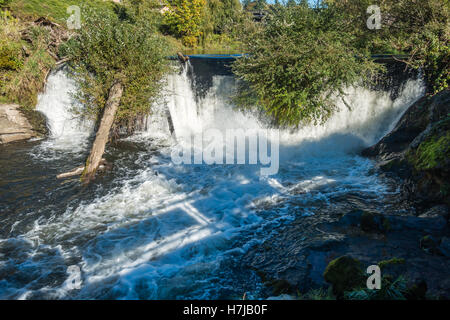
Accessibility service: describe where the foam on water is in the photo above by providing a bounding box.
[0,63,425,299]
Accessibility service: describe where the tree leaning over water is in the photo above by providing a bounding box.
[62,5,171,183]
[233,4,381,127]
[233,0,449,127]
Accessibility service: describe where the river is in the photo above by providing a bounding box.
[0,58,425,299]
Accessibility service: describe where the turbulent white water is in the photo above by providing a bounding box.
[0,63,425,299]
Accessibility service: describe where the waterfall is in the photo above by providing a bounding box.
[35,68,93,154]
[146,62,425,159]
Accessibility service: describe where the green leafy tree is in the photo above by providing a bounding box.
[62,6,171,181]
[64,6,170,127]
[233,5,381,126]
[286,0,297,7]
[325,0,449,94]
[0,0,11,7]
[206,0,242,34]
[163,0,207,47]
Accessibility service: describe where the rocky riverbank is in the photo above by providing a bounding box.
[362,89,450,210]
[0,104,47,144]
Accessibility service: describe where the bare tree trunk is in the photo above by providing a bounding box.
[82,82,123,183]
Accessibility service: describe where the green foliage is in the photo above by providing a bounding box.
[345,276,408,300]
[8,0,113,23]
[411,132,450,170]
[0,10,55,107]
[326,0,449,94]
[0,0,12,7]
[0,41,23,71]
[299,287,335,300]
[378,258,406,270]
[63,6,171,130]
[4,48,54,108]
[323,256,366,298]
[163,0,207,47]
[233,5,381,126]
[387,0,449,94]
[205,0,242,35]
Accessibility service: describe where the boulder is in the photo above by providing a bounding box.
[323,256,365,297]
[362,89,450,208]
[0,104,36,144]
[339,210,390,233]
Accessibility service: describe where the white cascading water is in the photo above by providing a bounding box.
[34,69,93,157]
[3,62,425,300]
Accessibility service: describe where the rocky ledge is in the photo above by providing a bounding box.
[0,104,47,144]
[362,89,450,209]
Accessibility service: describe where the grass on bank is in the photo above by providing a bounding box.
[7,0,113,23]
[0,0,116,108]
[0,10,55,108]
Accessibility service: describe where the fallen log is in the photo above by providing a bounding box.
[57,159,108,179]
[177,52,189,63]
[57,166,85,179]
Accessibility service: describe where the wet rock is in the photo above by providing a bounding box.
[438,237,450,258]
[242,209,450,299]
[339,210,363,227]
[0,104,37,144]
[323,256,365,298]
[362,89,450,208]
[361,211,381,233]
[267,279,294,296]
[387,215,446,233]
[19,107,48,137]
[419,205,449,220]
[420,235,440,255]
[338,210,389,233]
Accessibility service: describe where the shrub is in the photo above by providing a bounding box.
[233,5,381,126]
[63,6,171,133]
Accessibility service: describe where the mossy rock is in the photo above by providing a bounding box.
[408,117,450,171]
[378,257,405,270]
[20,108,48,137]
[414,132,450,170]
[323,256,365,298]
